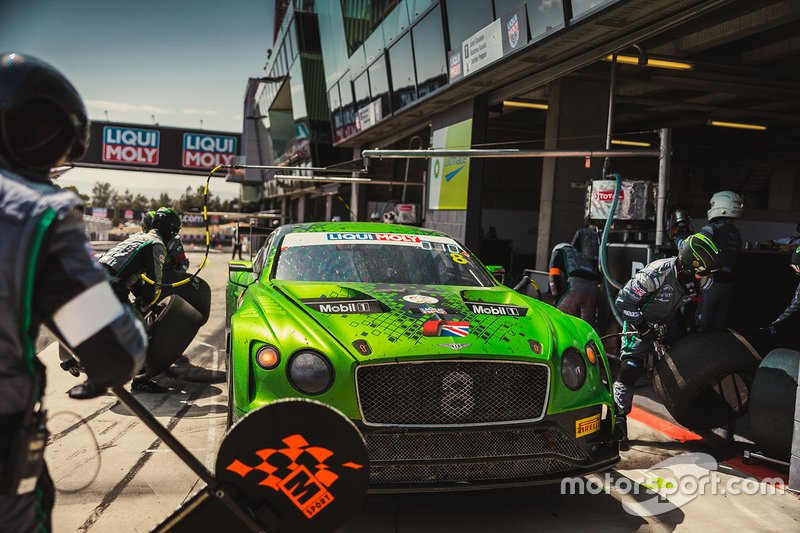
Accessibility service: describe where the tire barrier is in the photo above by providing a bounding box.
[748,349,800,461]
[653,329,762,430]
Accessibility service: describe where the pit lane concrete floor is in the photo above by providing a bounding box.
[42,251,799,532]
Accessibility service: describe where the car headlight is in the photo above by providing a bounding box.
[561,347,587,390]
[287,350,333,395]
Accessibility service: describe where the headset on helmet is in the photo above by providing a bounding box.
[152,207,181,241]
[141,210,155,232]
[678,233,721,276]
[707,191,743,221]
[0,52,90,172]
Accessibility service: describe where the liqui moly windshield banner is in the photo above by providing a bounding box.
[102,126,160,166]
[182,133,237,169]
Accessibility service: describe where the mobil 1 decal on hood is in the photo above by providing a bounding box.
[464,301,528,316]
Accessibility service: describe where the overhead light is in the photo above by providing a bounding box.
[611,139,651,147]
[503,100,549,110]
[708,120,767,131]
[604,54,694,71]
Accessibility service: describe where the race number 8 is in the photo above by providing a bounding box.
[450,253,467,264]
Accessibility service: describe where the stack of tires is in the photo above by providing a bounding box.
[748,349,800,461]
[653,329,762,430]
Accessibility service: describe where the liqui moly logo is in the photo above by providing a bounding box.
[182,133,237,169]
[102,126,160,165]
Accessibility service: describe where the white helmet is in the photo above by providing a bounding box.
[382,211,397,224]
[707,191,743,221]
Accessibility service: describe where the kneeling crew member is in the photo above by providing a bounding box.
[0,51,146,532]
[765,245,800,334]
[613,234,720,448]
[142,209,189,271]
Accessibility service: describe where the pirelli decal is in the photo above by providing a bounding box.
[575,413,601,438]
[465,302,528,316]
[302,298,383,314]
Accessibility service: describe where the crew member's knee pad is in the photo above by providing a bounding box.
[617,357,645,386]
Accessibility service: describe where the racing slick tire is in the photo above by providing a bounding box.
[653,329,761,430]
[145,295,204,376]
[748,349,800,461]
[161,271,212,324]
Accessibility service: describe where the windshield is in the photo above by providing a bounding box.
[274,232,495,287]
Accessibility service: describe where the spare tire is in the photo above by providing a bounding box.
[145,295,204,375]
[748,349,800,461]
[161,271,212,324]
[653,329,761,430]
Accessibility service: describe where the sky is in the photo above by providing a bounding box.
[0,0,276,200]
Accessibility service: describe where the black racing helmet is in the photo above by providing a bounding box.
[152,207,182,241]
[678,233,721,276]
[0,52,90,172]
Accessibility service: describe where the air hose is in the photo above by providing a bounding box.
[598,172,626,326]
[139,165,219,291]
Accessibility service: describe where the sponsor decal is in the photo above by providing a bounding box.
[182,132,237,169]
[226,433,363,520]
[423,320,469,337]
[302,299,382,314]
[326,232,421,243]
[506,13,520,48]
[438,343,471,351]
[403,294,439,304]
[622,309,641,318]
[102,126,160,165]
[632,284,647,297]
[655,285,674,303]
[352,339,372,356]
[596,190,625,202]
[465,302,527,316]
[575,413,601,438]
[416,307,447,315]
[529,340,543,354]
[448,49,463,81]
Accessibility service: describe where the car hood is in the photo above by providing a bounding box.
[272,280,555,363]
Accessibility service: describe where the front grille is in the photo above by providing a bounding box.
[370,458,575,485]
[365,427,587,462]
[357,360,549,426]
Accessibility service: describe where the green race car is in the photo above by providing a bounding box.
[226,222,620,491]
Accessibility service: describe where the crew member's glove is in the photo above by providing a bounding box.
[633,322,657,342]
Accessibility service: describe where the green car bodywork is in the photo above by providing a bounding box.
[226,222,620,491]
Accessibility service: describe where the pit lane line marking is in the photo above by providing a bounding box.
[204,344,220,470]
[628,406,702,443]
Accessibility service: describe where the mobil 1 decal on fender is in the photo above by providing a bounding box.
[465,301,528,316]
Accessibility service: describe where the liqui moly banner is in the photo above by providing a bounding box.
[182,133,237,169]
[102,126,160,166]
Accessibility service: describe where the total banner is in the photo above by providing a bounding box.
[428,119,472,210]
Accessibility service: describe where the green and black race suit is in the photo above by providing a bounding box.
[99,231,167,310]
[165,236,189,271]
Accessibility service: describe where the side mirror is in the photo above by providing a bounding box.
[228,261,255,289]
[229,261,253,273]
[486,265,506,285]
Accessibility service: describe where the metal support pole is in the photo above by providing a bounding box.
[362,149,661,159]
[656,128,672,247]
[111,386,267,532]
[602,53,617,179]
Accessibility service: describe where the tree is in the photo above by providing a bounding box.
[91,182,115,207]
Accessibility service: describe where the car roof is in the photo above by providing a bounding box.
[280,222,450,238]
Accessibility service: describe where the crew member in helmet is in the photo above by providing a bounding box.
[765,246,800,334]
[668,209,694,246]
[0,52,146,531]
[142,209,189,271]
[549,243,599,325]
[85,207,182,393]
[613,233,720,448]
[696,191,743,330]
